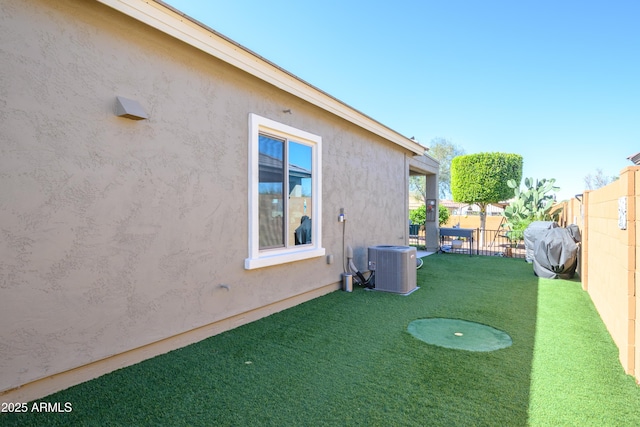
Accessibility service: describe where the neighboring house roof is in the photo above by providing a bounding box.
[440,200,505,214]
[259,152,312,182]
[628,152,640,165]
[97,0,428,156]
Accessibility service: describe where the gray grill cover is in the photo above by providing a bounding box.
[533,225,581,279]
[524,221,558,263]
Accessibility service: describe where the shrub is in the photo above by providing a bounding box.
[409,204,450,227]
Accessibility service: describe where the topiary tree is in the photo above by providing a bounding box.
[451,152,523,246]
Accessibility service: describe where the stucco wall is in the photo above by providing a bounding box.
[0,0,431,397]
[409,154,440,252]
[581,167,638,380]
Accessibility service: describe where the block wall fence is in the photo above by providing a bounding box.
[556,166,638,383]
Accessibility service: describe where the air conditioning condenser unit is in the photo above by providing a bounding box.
[368,245,418,295]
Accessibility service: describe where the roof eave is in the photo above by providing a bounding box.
[96,0,427,156]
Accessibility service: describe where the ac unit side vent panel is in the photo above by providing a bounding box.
[368,245,417,295]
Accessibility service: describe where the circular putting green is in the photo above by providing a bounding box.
[407,318,512,352]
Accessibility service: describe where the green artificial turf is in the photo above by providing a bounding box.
[529,275,640,425]
[407,318,513,352]
[2,254,639,426]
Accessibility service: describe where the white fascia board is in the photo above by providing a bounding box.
[95,0,427,156]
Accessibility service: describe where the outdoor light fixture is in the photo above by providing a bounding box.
[115,96,148,120]
[575,193,583,203]
[426,199,437,222]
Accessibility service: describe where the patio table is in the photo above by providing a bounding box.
[439,227,475,256]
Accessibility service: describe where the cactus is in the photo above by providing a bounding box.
[505,177,559,223]
[503,178,561,247]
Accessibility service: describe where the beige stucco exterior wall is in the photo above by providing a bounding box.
[0,0,437,400]
[580,166,638,381]
[409,154,440,252]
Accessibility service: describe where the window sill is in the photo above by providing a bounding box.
[244,247,326,270]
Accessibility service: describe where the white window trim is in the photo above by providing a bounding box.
[245,113,324,270]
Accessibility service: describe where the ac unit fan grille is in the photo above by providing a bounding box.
[368,245,417,294]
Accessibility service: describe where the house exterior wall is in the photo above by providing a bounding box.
[409,154,440,252]
[578,166,638,382]
[0,0,436,400]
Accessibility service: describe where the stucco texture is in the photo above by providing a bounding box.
[0,0,429,394]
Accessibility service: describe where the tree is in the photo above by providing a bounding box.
[451,152,523,246]
[409,175,426,202]
[409,204,450,227]
[584,169,618,190]
[409,137,465,200]
[438,204,450,227]
[409,204,426,225]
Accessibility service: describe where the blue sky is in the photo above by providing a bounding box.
[165,0,638,201]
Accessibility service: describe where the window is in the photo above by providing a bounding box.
[245,114,324,269]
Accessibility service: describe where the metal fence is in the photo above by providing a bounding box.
[410,227,526,259]
[474,228,525,258]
